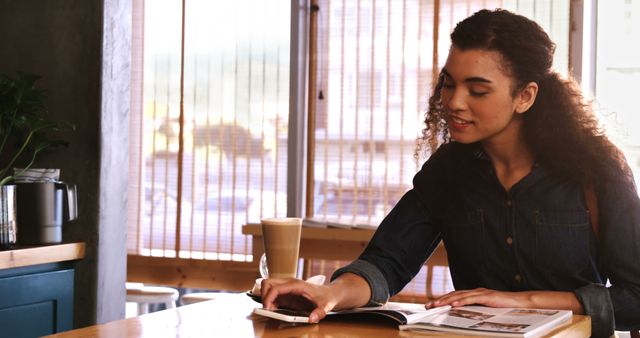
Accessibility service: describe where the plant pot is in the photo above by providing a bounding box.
[0,184,17,248]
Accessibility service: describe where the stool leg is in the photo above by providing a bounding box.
[138,303,149,315]
[166,301,176,309]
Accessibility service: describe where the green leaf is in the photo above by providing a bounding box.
[0,72,74,183]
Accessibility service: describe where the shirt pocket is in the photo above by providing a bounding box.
[535,210,590,275]
[443,209,484,265]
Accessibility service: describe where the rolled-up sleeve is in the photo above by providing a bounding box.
[573,283,614,337]
[589,176,640,335]
[330,189,441,304]
[331,259,389,306]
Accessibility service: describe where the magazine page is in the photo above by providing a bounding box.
[326,217,355,229]
[336,302,451,324]
[304,216,380,230]
[328,216,375,229]
[354,218,379,230]
[400,306,572,337]
[302,217,355,229]
[302,217,328,228]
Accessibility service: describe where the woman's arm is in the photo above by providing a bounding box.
[261,272,371,323]
[259,188,441,323]
[262,149,453,323]
[426,288,584,313]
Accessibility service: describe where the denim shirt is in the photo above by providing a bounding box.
[333,142,640,338]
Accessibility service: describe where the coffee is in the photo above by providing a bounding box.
[261,217,302,279]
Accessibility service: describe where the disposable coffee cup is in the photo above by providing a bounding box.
[260,217,302,279]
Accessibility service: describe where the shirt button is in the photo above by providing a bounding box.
[506,236,513,245]
[514,274,522,282]
[506,199,512,207]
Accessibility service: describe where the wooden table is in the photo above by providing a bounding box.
[242,223,375,261]
[46,292,591,338]
[242,223,447,265]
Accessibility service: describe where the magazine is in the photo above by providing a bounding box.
[253,302,572,338]
[399,305,573,338]
[253,302,451,324]
[302,217,379,230]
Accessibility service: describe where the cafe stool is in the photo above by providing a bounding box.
[180,292,220,306]
[126,282,179,316]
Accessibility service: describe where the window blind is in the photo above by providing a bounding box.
[128,0,291,261]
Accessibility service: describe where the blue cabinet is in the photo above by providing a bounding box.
[0,262,75,338]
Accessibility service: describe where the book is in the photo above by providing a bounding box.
[253,302,573,338]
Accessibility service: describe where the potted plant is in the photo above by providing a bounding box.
[0,72,73,247]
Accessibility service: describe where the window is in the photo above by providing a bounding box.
[128,0,291,261]
[593,0,640,185]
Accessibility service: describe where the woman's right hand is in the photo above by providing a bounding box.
[260,273,371,323]
[260,278,339,323]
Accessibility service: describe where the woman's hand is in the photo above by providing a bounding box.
[425,288,584,314]
[426,288,531,309]
[261,273,372,323]
[261,278,341,323]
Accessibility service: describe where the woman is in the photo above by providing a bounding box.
[261,9,640,337]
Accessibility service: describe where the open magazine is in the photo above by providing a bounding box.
[253,302,572,337]
[253,302,451,324]
[399,305,573,338]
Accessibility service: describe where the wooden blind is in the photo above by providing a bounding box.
[128,0,291,261]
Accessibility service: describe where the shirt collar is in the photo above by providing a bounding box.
[468,142,541,169]
[471,143,491,161]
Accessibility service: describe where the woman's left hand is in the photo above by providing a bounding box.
[426,288,584,314]
[425,288,531,309]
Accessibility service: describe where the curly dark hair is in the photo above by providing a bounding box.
[416,8,633,189]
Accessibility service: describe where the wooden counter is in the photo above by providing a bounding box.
[0,242,85,337]
[46,292,591,338]
[0,242,86,269]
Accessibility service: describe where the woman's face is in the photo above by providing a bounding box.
[441,47,532,146]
